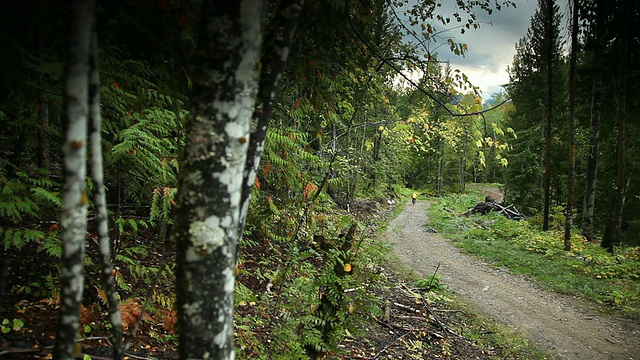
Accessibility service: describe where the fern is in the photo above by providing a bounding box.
[0,173,60,250]
[42,235,62,258]
[31,187,62,206]
[115,217,150,237]
[150,186,176,222]
[114,270,132,292]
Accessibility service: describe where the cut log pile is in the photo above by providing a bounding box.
[465,196,525,220]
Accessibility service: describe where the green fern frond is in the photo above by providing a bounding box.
[42,235,62,258]
[31,187,61,207]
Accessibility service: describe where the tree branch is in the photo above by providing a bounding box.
[240,0,306,224]
[346,0,513,118]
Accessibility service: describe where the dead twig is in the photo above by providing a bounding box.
[393,301,420,313]
[0,347,46,357]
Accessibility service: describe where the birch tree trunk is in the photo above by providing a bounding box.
[88,28,124,360]
[238,0,306,241]
[172,1,303,359]
[55,0,94,358]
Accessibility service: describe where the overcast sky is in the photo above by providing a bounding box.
[396,0,539,100]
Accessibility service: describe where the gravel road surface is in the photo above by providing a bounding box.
[387,200,640,360]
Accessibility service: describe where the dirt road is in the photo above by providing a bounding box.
[387,200,640,360]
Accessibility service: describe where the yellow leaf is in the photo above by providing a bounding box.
[344,263,352,272]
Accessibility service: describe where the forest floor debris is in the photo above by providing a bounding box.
[1,196,518,360]
[465,197,525,220]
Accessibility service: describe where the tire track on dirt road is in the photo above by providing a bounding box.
[387,200,640,360]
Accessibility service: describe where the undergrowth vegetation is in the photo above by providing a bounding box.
[427,187,640,319]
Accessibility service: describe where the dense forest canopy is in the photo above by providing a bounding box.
[0,0,638,359]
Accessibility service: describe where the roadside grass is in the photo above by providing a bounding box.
[459,309,553,360]
[426,187,640,320]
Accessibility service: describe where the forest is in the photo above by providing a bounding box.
[0,0,638,359]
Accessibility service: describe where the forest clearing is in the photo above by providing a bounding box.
[2,0,640,359]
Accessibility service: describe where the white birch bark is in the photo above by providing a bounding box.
[173,1,303,359]
[55,1,94,359]
[88,28,124,359]
[174,2,265,359]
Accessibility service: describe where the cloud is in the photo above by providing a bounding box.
[440,0,538,97]
[396,0,538,99]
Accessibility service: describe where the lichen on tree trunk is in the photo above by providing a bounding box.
[172,2,304,358]
[173,2,264,359]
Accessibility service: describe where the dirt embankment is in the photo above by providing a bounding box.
[387,200,640,360]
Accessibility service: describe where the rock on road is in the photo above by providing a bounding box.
[387,200,640,360]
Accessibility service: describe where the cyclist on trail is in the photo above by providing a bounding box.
[412,192,417,205]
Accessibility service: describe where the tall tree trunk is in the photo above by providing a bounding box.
[36,16,50,171]
[371,127,382,189]
[174,5,264,357]
[173,2,303,359]
[87,29,124,359]
[603,0,628,252]
[38,93,50,170]
[436,138,444,196]
[564,0,578,251]
[55,1,94,359]
[582,0,605,242]
[542,0,554,231]
[460,127,467,192]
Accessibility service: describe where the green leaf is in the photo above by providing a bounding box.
[12,318,24,331]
